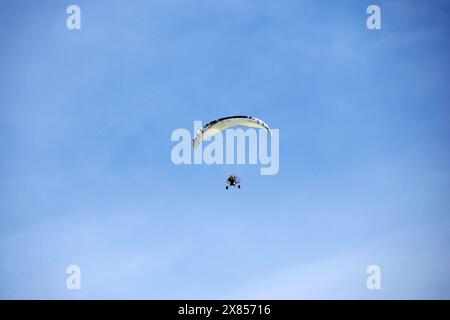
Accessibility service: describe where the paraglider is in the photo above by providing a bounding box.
[187,115,274,188]
[226,175,240,190]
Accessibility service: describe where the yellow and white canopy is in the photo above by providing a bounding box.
[193,116,271,149]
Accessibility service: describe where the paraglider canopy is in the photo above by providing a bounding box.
[193,116,271,149]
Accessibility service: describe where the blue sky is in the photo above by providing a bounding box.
[0,0,449,299]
